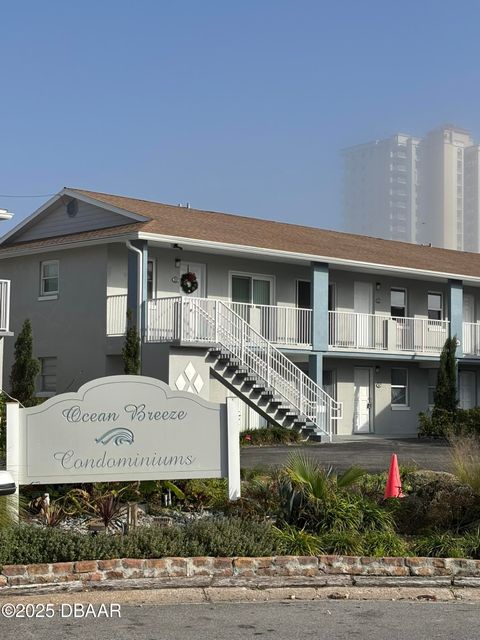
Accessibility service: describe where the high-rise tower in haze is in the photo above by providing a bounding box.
[342,133,420,244]
[343,124,480,251]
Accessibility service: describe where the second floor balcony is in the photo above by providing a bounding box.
[328,311,449,354]
[106,294,456,357]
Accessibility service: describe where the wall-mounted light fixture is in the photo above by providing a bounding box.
[375,282,381,291]
[173,243,183,250]
[375,366,380,374]
[175,258,181,268]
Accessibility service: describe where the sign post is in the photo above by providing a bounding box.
[226,396,241,501]
[6,402,20,520]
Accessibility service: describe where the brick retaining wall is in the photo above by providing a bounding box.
[2,555,480,591]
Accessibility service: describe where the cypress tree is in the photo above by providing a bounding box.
[433,336,458,417]
[122,309,140,374]
[9,319,40,406]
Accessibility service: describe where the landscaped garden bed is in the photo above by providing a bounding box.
[2,438,480,565]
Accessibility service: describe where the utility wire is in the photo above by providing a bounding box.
[0,193,56,198]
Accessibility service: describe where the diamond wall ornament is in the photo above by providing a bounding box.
[193,374,204,393]
[175,374,186,391]
[185,362,196,381]
[175,362,205,395]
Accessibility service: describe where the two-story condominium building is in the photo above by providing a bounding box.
[0,188,480,441]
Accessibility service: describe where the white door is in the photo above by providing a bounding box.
[180,262,206,298]
[463,294,475,355]
[353,367,372,433]
[179,262,207,340]
[354,282,373,348]
[459,371,476,410]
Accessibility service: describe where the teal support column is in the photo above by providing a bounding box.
[308,352,323,387]
[127,240,148,338]
[311,262,329,352]
[448,279,463,358]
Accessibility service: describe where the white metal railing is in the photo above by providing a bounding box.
[393,317,448,353]
[110,294,312,347]
[147,296,341,439]
[0,280,10,332]
[463,322,480,356]
[226,302,312,347]
[328,311,387,350]
[106,294,128,336]
[328,310,449,354]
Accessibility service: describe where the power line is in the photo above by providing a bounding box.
[0,193,56,198]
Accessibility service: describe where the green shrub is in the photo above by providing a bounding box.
[454,408,480,437]
[301,493,396,535]
[451,435,480,494]
[318,530,364,555]
[0,517,283,566]
[182,517,282,557]
[418,409,454,438]
[412,532,468,558]
[182,479,228,510]
[393,471,479,534]
[240,426,302,446]
[419,407,480,439]
[462,529,480,559]
[273,524,324,555]
[361,530,409,557]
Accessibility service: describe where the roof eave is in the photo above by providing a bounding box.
[138,231,480,284]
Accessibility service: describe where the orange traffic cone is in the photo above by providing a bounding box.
[384,453,404,499]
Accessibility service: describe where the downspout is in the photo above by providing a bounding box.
[125,241,143,370]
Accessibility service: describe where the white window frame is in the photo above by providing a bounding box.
[228,271,275,306]
[147,258,156,300]
[39,260,59,299]
[427,291,443,321]
[391,367,409,410]
[37,356,57,397]
[428,368,437,408]
[391,287,407,318]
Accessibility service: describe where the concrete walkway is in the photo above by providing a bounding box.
[240,438,451,473]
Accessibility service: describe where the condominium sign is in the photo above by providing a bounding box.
[6,376,240,497]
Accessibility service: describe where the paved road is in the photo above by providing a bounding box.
[240,438,451,473]
[1,600,479,640]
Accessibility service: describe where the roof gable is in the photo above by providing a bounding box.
[1,189,149,246]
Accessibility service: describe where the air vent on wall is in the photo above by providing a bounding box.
[66,199,78,218]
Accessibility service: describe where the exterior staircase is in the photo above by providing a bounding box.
[147,296,342,440]
[207,348,318,435]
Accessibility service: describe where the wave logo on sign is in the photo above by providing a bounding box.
[95,428,134,446]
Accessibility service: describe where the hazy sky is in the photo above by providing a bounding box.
[2,0,480,236]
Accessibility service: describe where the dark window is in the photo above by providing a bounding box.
[391,288,406,317]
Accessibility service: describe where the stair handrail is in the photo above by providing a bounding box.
[180,297,342,440]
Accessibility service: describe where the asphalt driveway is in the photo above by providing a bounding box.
[240,438,451,474]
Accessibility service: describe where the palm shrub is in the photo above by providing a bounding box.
[276,453,404,538]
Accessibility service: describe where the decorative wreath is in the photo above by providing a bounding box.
[180,271,198,294]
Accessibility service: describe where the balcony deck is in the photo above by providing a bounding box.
[106,295,458,357]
